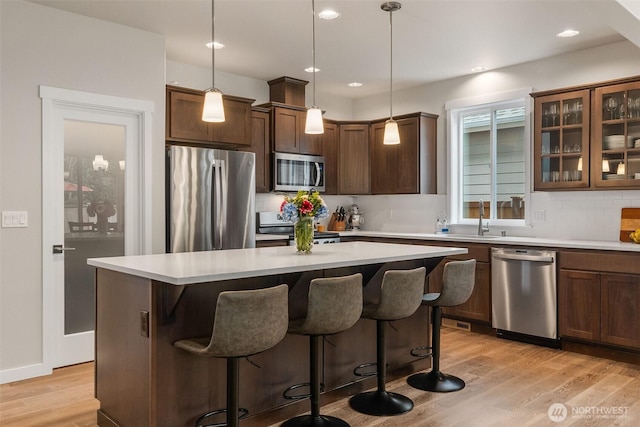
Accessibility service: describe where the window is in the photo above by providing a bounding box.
[447,90,531,226]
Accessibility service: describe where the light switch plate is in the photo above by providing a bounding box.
[2,211,28,228]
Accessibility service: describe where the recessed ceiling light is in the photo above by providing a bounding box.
[471,66,487,73]
[318,9,340,20]
[348,82,363,88]
[557,29,579,38]
[305,67,320,73]
[206,41,225,49]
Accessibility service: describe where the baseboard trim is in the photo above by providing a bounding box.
[0,363,52,384]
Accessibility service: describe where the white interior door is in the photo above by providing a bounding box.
[41,86,153,369]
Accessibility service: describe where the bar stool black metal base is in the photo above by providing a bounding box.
[348,390,413,416]
[407,370,465,393]
[281,414,350,427]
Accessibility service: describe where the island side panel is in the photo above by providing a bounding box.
[96,268,153,427]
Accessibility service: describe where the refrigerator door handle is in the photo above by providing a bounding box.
[213,160,224,250]
[314,162,321,187]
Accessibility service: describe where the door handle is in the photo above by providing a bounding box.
[314,162,321,186]
[53,244,76,254]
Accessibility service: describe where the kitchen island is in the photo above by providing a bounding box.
[88,241,467,427]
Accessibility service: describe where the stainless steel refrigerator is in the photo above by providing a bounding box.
[167,146,255,253]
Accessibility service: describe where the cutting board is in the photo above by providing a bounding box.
[620,208,640,242]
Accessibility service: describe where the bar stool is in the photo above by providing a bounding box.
[348,267,426,416]
[281,273,363,427]
[407,259,476,393]
[174,284,289,427]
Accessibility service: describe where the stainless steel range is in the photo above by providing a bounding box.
[257,212,340,245]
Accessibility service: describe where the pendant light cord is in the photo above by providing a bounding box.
[311,0,316,107]
[211,0,216,89]
[389,7,393,120]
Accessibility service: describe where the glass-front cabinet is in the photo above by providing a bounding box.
[534,90,590,190]
[594,82,640,188]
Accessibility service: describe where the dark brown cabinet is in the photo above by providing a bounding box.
[559,250,640,350]
[241,108,271,193]
[322,121,339,195]
[601,273,640,348]
[271,106,323,155]
[533,90,590,190]
[532,75,640,191]
[166,85,254,147]
[593,81,640,188]
[558,270,601,341]
[338,124,370,194]
[370,113,438,194]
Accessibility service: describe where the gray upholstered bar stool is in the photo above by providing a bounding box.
[408,259,476,393]
[281,273,363,427]
[174,284,289,427]
[348,267,426,416]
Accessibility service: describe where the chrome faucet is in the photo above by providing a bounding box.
[478,199,490,236]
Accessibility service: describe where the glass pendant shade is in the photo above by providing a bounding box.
[305,107,324,134]
[202,88,225,122]
[383,119,400,145]
[602,159,610,173]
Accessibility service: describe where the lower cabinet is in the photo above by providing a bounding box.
[558,270,600,341]
[559,250,640,350]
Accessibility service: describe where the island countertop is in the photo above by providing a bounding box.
[87,241,467,285]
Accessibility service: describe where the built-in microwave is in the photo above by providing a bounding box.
[273,152,325,192]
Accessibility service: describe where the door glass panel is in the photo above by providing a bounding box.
[64,120,125,334]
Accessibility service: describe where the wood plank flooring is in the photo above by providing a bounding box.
[2,328,639,426]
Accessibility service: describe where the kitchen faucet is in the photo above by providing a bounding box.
[478,199,490,236]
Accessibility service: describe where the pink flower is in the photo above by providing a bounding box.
[299,199,314,214]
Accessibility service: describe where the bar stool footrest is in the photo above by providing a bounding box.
[348,390,413,416]
[283,382,325,400]
[281,414,350,427]
[410,345,433,358]
[407,370,465,393]
[352,362,377,378]
[195,407,248,427]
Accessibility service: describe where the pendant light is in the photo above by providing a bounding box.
[304,0,324,134]
[381,2,401,145]
[202,0,225,122]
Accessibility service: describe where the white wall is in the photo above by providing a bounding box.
[353,41,640,241]
[0,0,165,381]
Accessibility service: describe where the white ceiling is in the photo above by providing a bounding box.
[28,0,637,99]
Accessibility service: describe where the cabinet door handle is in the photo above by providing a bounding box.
[53,244,76,254]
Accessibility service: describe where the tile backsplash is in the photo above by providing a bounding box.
[258,191,640,242]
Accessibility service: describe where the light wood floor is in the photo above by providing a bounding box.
[2,328,639,426]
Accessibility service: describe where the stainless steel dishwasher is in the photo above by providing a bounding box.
[491,247,558,346]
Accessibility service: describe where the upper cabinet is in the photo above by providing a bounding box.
[370,113,438,194]
[532,75,640,191]
[271,105,323,155]
[166,85,254,147]
[321,121,339,195]
[533,90,590,190]
[338,124,370,194]
[594,81,640,188]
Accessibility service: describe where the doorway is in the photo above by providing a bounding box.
[41,86,153,369]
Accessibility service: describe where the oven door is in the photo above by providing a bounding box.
[274,152,325,192]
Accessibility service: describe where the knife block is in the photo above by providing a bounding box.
[328,213,346,231]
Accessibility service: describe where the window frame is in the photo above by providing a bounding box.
[446,88,532,228]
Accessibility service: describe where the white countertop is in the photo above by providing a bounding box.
[338,230,640,252]
[88,241,467,285]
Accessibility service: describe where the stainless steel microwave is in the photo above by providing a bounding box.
[273,152,325,192]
